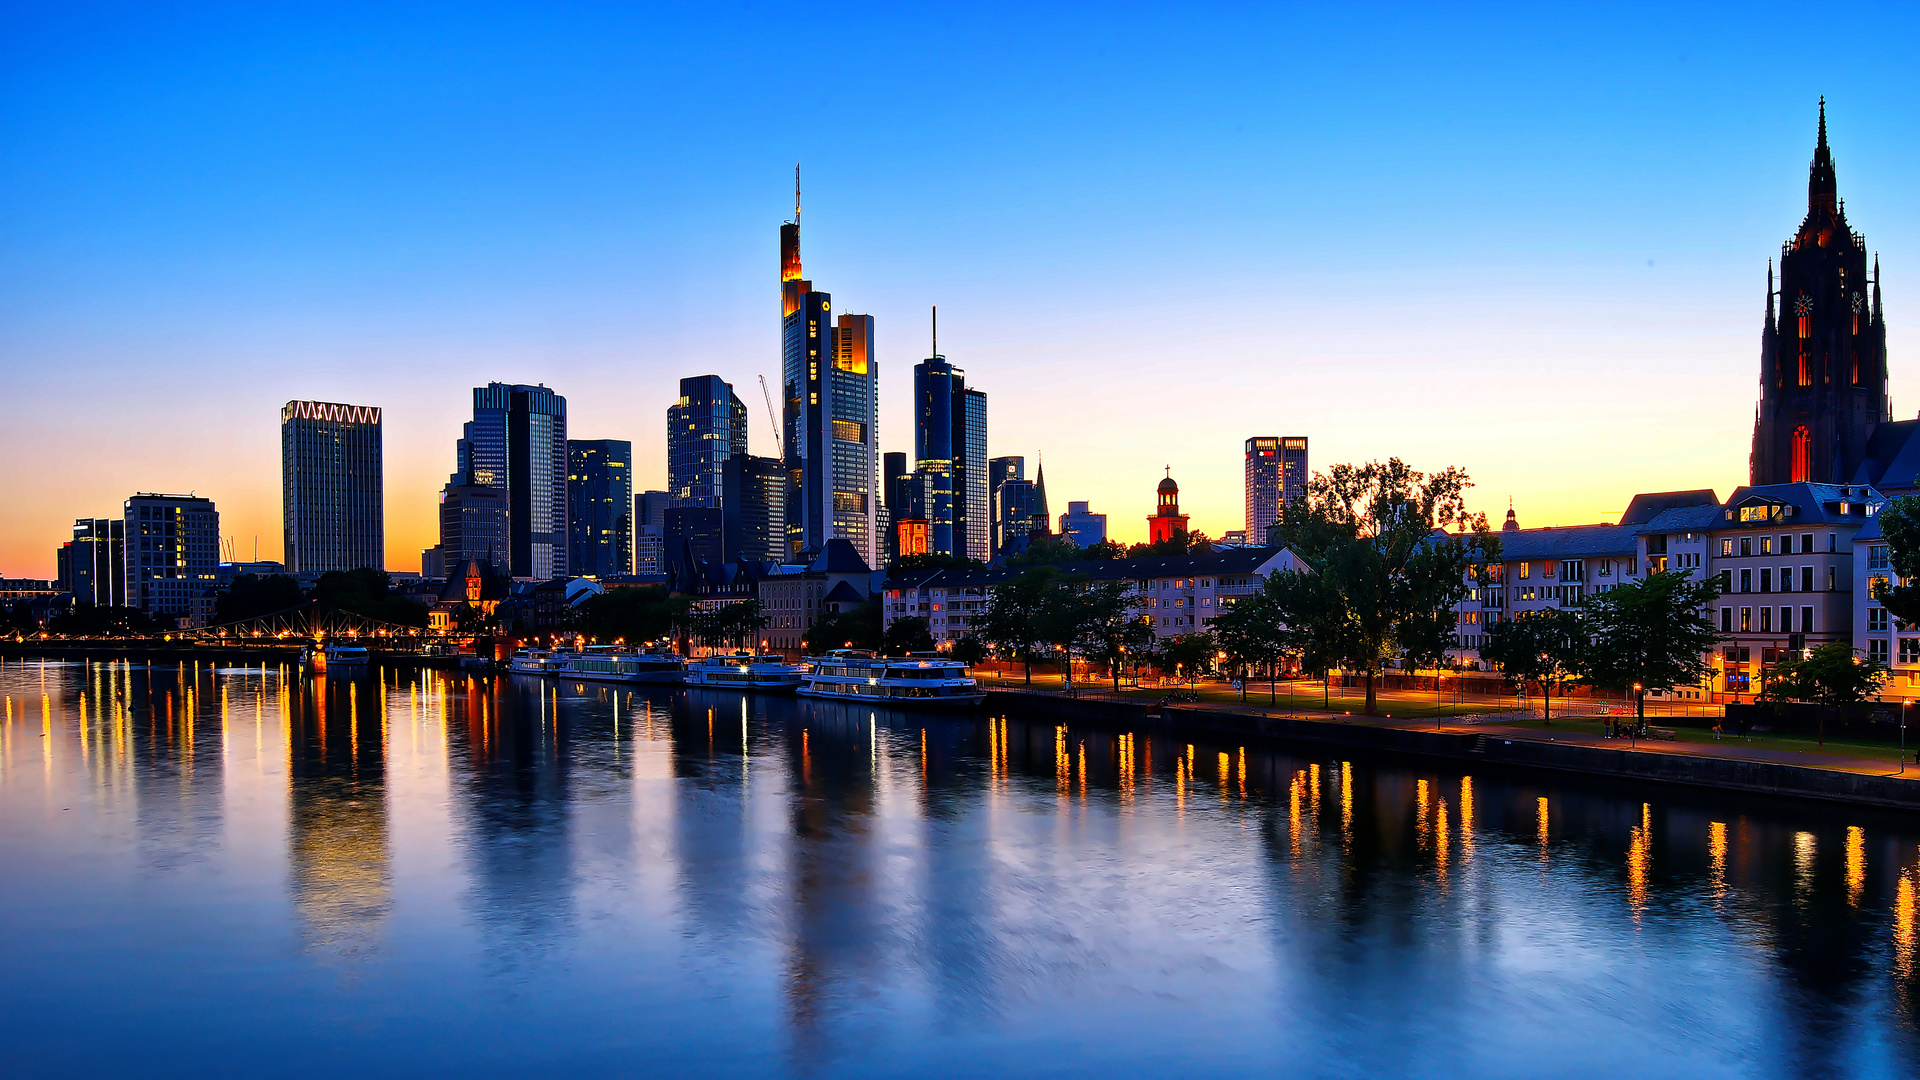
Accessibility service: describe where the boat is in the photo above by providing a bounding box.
[796,650,985,707]
[686,653,806,692]
[323,645,370,667]
[508,646,687,684]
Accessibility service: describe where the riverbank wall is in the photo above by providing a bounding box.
[986,689,1920,811]
[0,643,471,671]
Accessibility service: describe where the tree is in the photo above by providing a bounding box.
[1079,540,1125,561]
[1212,591,1292,703]
[579,585,681,644]
[692,600,769,652]
[802,594,882,654]
[215,574,305,623]
[311,568,429,627]
[950,634,987,666]
[1065,580,1153,692]
[1159,633,1218,685]
[1266,459,1498,715]
[1480,608,1586,722]
[1126,530,1213,558]
[881,615,935,656]
[979,568,1060,683]
[1877,495,1920,625]
[1760,642,1888,745]
[888,552,984,575]
[1578,570,1722,732]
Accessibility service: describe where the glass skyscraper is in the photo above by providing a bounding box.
[123,493,219,616]
[779,185,878,564]
[1245,435,1309,542]
[449,383,568,579]
[567,439,633,578]
[913,354,989,561]
[668,376,748,508]
[281,400,384,574]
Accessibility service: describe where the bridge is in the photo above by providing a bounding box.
[176,600,457,647]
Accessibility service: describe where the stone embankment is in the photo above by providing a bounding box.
[987,689,1920,811]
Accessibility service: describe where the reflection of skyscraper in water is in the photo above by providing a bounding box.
[452,677,575,968]
[286,672,390,957]
[911,718,1000,1022]
[778,706,886,1058]
[667,697,756,938]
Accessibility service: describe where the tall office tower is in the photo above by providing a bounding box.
[439,486,510,571]
[668,376,748,508]
[567,439,633,577]
[1059,501,1107,547]
[634,489,671,574]
[281,400,384,574]
[58,518,124,606]
[989,456,1024,555]
[1751,100,1891,485]
[959,387,988,560]
[914,346,990,560]
[1244,436,1310,541]
[723,454,787,565]
[452,383,569,579]
[123,494,219,615]
[779,176,880,564]
[995,479,1039,556]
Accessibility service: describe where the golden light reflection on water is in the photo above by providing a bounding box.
[1339,761,1352,841]
[1794,831,1816,903]
[1896,868,1918,981]
[1459,776,1473,863]
[1288,771,1302,863]
[1537,797,1550,865]
[1708,821,1727,903]
[1846,826,1865,907]
[1627,803,1651,917]
[1415,779,1430,850]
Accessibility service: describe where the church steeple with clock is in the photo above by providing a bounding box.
[1750,99,1890,486]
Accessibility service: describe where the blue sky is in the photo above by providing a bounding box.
[3,3,1918,573]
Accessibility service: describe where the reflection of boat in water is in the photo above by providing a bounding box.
[685,653,806,692]
[508,647,687,684]
[796,650,985,708]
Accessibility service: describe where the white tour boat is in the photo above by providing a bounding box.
[508,647,687,684]
[686,653,807,692]
[323,644,370,667]
[796,650,985,708]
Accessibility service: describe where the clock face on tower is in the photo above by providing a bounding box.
[1795,294,1813,316]
[1853,292,1866,313]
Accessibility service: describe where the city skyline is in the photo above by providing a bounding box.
[5,7,1920,577]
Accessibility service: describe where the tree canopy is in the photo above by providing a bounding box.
[1875,495,1920,626]
[1760,642,1888,744]
[1480,608,1585,721]
[1578,569,1721,723]
[1264,458,1497,714]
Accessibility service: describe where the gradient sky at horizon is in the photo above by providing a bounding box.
[4,3,1919,578]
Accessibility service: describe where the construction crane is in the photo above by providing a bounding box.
[758,375,784,459]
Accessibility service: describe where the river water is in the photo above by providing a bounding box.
[2,658,1919,1078]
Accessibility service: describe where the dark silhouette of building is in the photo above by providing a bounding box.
[567,439,633,577]
[668,376,748,508]
[1751,101,1889,487]
[57,517,124,606]
[449,383,568,580]
[913,342,988,561]
[723,453,787,565]
[665,506,725,588]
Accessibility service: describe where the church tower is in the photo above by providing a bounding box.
[1750,100,1890,486]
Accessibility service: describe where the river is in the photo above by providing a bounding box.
[2,658,1917,1078]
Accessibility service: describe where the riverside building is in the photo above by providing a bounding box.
[281,400,384,574]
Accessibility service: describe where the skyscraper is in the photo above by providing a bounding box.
[438,486,509,572]
[634,489,670,575]
[668,376,748,508]
[913,348,989,561]
[281,400,384,574]
[779,174,879,564]
[124,494,219,615]
[1059,501,1107,547]
[1751,100,1890,485]
[723,454,787,565]
[1245,435,1308,540]
[990,456,1025,556]
[57,518,124,607]
[568,439,633,578]
[449,383,569,579]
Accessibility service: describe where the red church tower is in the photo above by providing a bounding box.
[1148,469,1190,545]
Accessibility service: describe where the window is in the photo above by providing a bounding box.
[1779,607,1792,633]
[1829,533,1837,552]
[1902,639,1920,665]
[1802,607,1815,634]
[1829,566,1838,591]
[1561,560,1584,582]
[832,491,867,512]
[1761,537,1773,556]
[1779,535,1793,555]
[1721,607,1734,632]
[1871,608,1890,632]
[1802,533,1815,553]
[1871,576,1892,600]
[1722,538,1735,557]
[1720,569,1733,593]
[1740,569,1752,593]
[1760,607,1772,632]
[1802,566,1814,592]
[1791,426,1811,481]
[831,420,867,443]
[1518,562,1530,580]
[1741,537,1753,556]
[1598,561,1612,577]
[1871,639,1891,664]
[1871,545,1891,569]
[1740,607,1752,633]
[1759,569,1772,593]
[1780,566,1793,592]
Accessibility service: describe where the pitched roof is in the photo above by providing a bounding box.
[808,538,872,574]
[1852,419,1920,494]
[1491,524,1637,560]
[1631,503,1726,535]
[1719,482,1886,527]
[822,580,865,604]
[1617,489,1719,526]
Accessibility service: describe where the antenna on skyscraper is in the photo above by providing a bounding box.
[794,164,801,226]
[932,305,937,358]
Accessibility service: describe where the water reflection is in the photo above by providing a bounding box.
[4,659,1920,1077]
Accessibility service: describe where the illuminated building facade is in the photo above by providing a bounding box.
[437,485,509,573]
[1245,435,1308,540]
[780,179,879,563]
[913,353,989,560]
[1751,101,1890,487]
[123,493,219,616]
[1059,501,1107,547]
[668,376,748,508]
[451,383,568,579]
[281,400,384,574]
[567,439,632,577]
[1148,471,1190,546]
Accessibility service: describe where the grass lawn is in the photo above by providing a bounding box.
[1482,714,1917,765]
